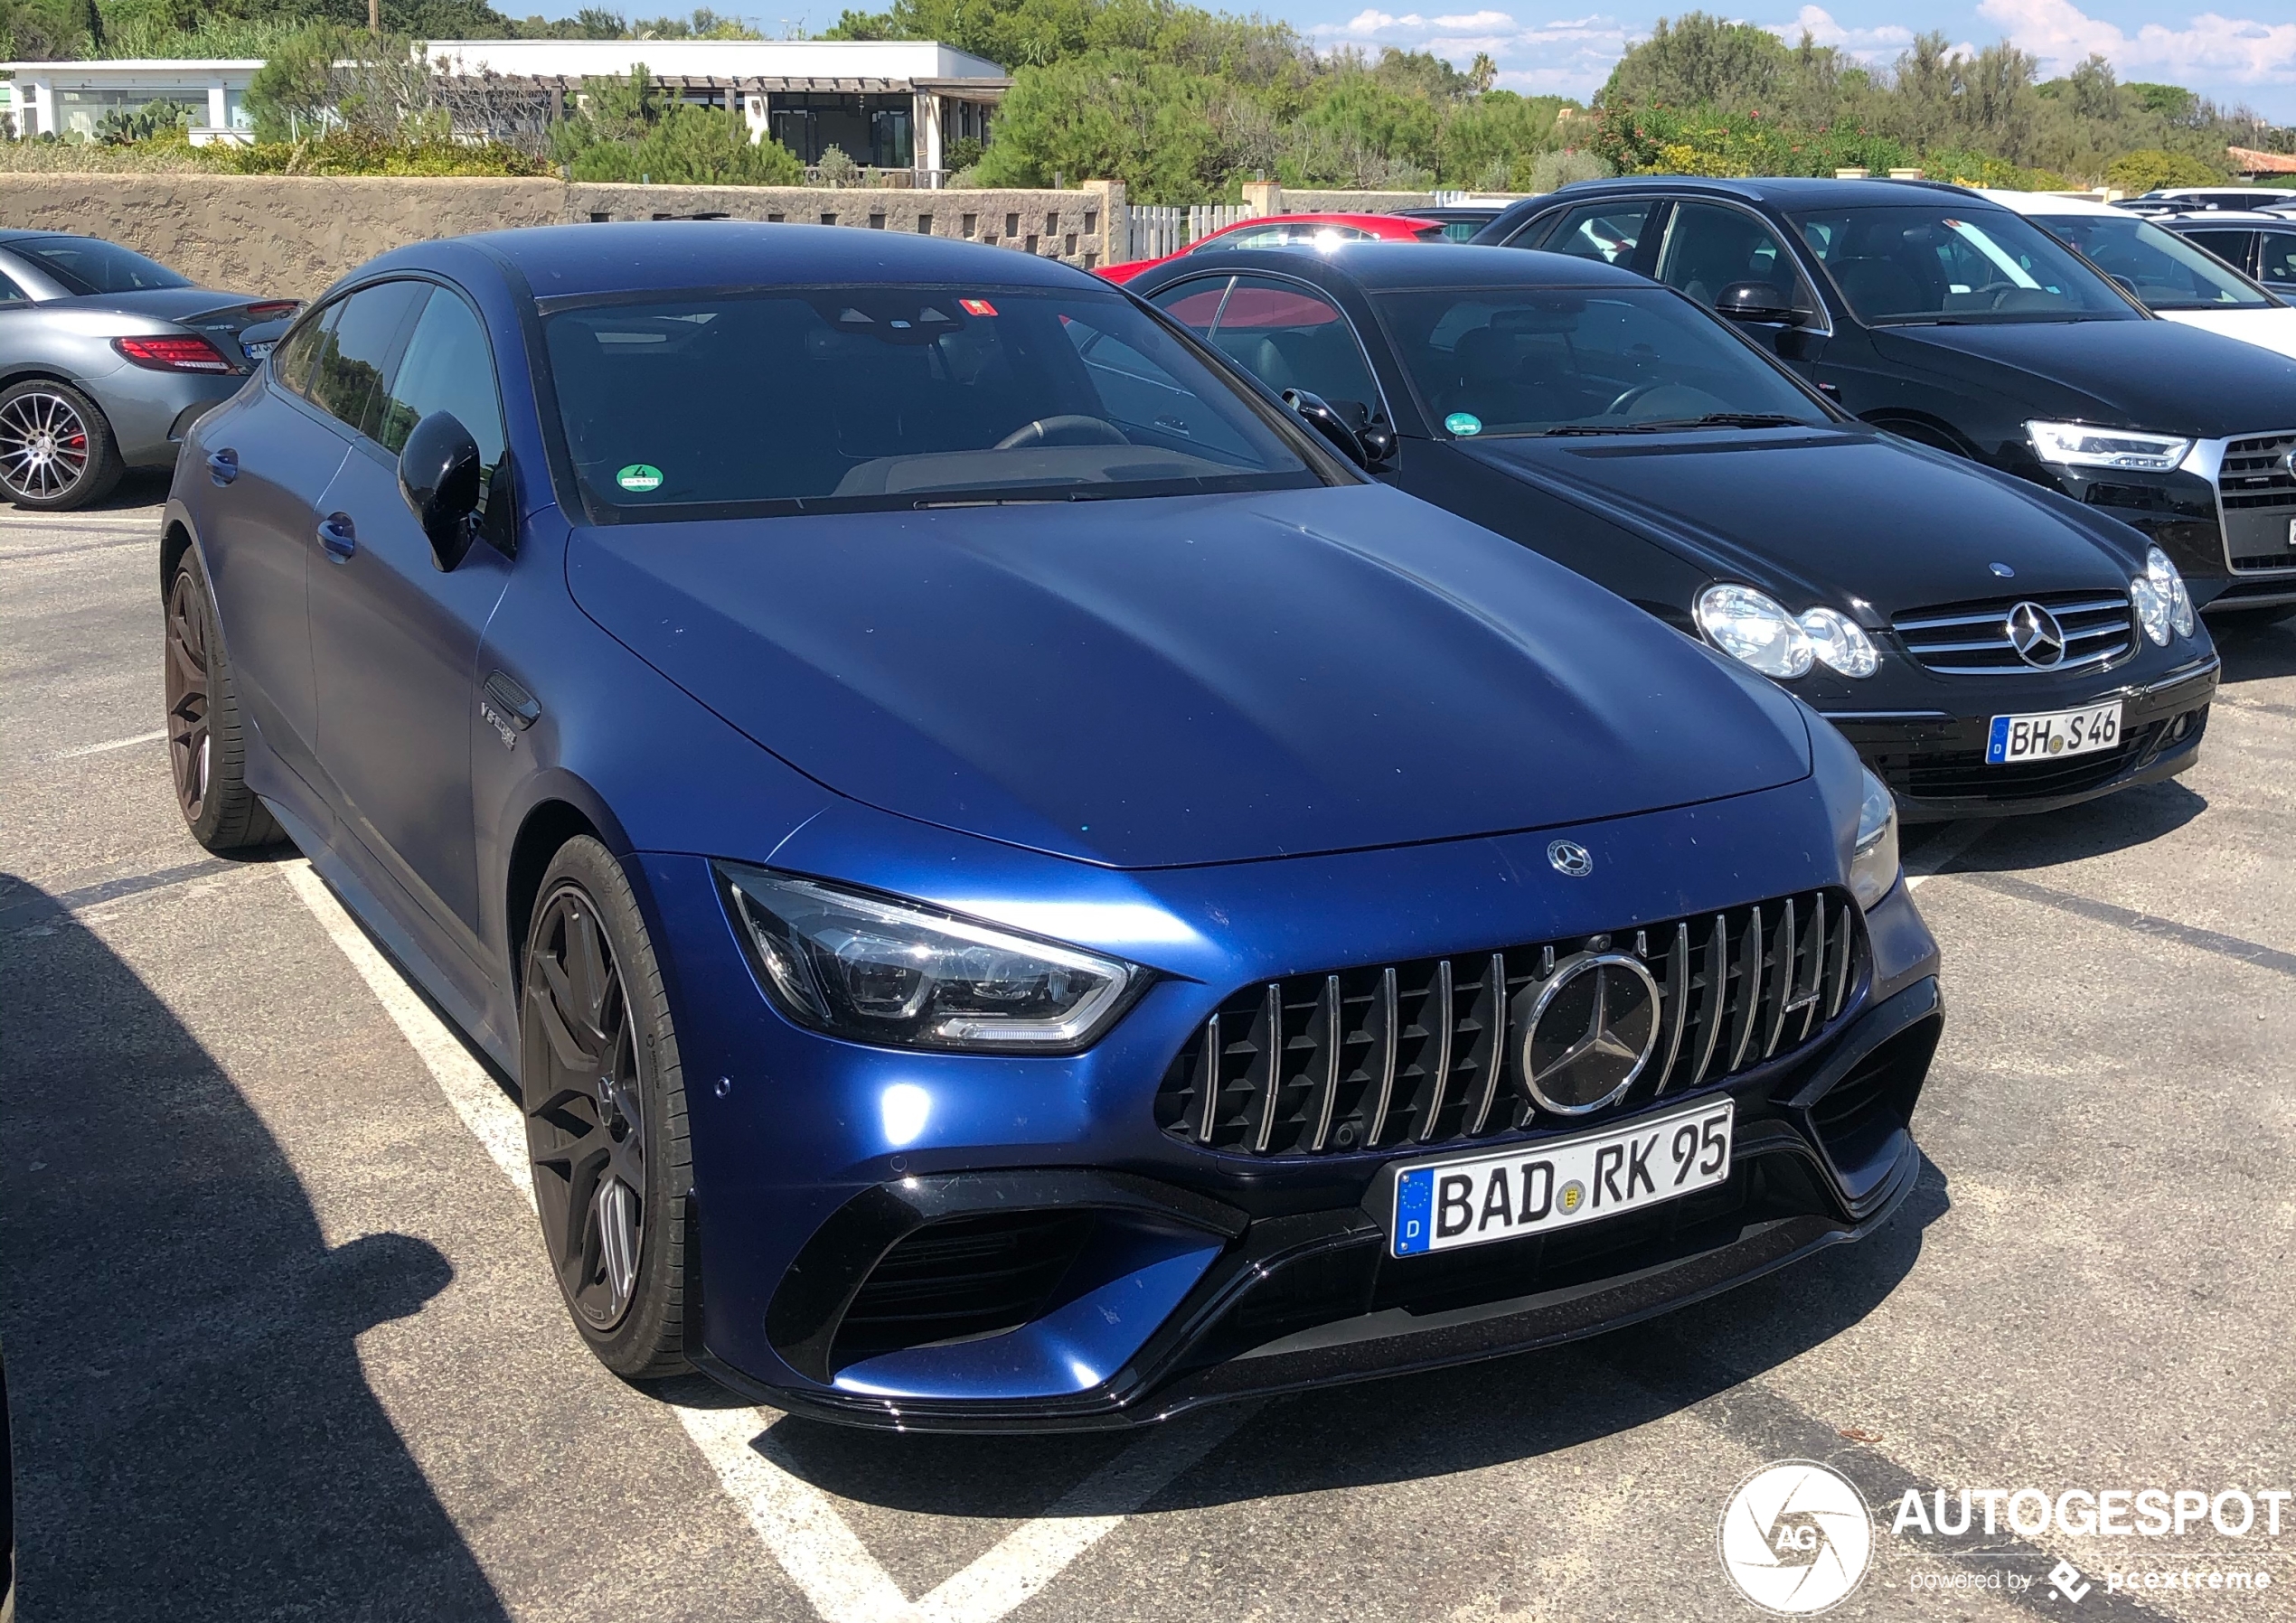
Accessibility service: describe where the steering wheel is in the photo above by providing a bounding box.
[994,415,1127,450]
[1603,381,1666,417]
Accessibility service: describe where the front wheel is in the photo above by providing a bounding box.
[521,836,692,1379]
[0,380,122,510]
[165,551,285,852]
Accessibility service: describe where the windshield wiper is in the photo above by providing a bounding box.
[1541,413,1814,436]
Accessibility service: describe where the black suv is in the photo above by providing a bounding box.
[1474,178,2296,615]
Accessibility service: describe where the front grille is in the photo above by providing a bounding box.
[831,1211,1096,1366]
[2215,430,2296,574]
[1891,593,2133,675]
[1155,889,1863,1158]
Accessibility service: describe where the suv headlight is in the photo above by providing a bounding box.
[718,865,1141,1052]
[1696,586,1878,679]
[2026,419,2193,474]
[2139,545,2194,641]
[1849,768,1899,910]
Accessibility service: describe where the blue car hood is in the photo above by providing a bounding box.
[567,483,1811,868]
[1458,427,2136,614]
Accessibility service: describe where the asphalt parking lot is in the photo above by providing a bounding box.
[5,485,2295,1623]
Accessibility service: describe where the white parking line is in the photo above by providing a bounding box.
[282,856,1249,1623]
[42,729,167,762]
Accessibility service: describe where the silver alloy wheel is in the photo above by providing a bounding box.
[0,389,90,501]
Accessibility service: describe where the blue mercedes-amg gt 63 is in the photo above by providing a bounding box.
[162,223,1941,1431]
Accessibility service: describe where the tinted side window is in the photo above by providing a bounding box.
[1148,276,1230,335]
[308,280,425,440]
[1206,277,1381,417]
[0,273,26,305]
[2184,230,2256,274]
[269,302,336,399]
[374,287,506,480]
[2261,233,2296,285]
[1536,202,1654,267]
[1656,202,1814,314]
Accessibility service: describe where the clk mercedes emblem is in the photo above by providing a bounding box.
[1516,952,1661,1114]
[1547,840,1593,877]
[2005,600,2066,669]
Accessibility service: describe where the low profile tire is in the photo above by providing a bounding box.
[165,550,285,852]
[0,379,122,510]
[521,836,693,1379]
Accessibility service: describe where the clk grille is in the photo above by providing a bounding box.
[1155,888,1864,1157]
[1891,592,2133,675]
[2218,430,2296,572]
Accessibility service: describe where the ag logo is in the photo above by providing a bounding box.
[1718,1460,1872,1614]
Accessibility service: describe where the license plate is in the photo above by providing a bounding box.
[1984,701,2122,765]
[1389,1100,1733,1258]
[243,339,276,360]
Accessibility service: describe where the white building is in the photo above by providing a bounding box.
[0,41,1011,175]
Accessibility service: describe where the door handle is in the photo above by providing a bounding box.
[316,512,356,562]
[206,447,238,485]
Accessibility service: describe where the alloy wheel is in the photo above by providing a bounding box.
[525,882,648,1330]
[0,389,90,501]
[164,570,212,825]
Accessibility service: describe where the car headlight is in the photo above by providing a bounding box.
[1849,767,1899,911]
[1797,605,1880,677]
[1697,584,1814,678]
[718,864,1141,1052]
[2026,419,2193,474]
[2143,545,2194,639]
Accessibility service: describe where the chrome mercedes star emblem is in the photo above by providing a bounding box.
[1518,952,1661,1114]
[1547,840,1593,877]
[2005,600,2066,669]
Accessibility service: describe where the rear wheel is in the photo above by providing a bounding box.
[521,836,692,1379]
[0,380,122,510]
[165,551,285,852]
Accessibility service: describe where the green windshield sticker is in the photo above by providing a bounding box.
[616,463,663,493]
[1444,412,1482,436]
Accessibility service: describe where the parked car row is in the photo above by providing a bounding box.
[82,176,2292,1434]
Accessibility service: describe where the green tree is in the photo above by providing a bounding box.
[553,67,805,183]
[973,49,1227,201]
[0,0,101,57]
[1598,13,1788,111]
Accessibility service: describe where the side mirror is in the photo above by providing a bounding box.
[399,409,485,572]
[1715,281,1807,325]
[1283,388,1392,471]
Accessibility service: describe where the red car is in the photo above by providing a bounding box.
[1097,211,1446,284]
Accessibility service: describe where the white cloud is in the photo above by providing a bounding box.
[1313,7,1639,99]
[1977,0,2296,92]
[1762,5,1914,62]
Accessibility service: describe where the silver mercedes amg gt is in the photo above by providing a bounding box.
[0,232,293,510]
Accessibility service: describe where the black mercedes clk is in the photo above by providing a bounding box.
[1128,243,2221,821]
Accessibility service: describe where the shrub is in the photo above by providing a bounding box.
[1518,146,1614,192]
[554,68,805,185]
[814,144,861,186]
[2103,147,2228,192]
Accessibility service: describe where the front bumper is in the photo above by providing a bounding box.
[645,782,1944,1433]
[1821,652,2218,821]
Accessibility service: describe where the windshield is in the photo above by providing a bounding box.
[1374,286,1830,437]
[13,235,190,296]
[1789,206,2140,324]
[2028,213,2275,310]
[542,285,1320,517]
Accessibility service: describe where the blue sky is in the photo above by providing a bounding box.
[544,0,2296,120]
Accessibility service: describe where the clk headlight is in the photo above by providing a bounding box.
[2026,419,2193,474]
[1849,767,1900,910]
[1697,584,1814,678]
[718,865,1141,1052]
[1797,605,1880,677]
[2142,545,2194,640]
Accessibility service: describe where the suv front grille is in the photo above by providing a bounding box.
[1155,888,1863,1158]
[1891,593,2133,675]
[2216,430,2296,573]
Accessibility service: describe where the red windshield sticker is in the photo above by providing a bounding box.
[959,297,998,315]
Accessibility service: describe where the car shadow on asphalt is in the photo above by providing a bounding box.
[0,875,511,1622]
[2209,611,2296,683]
[755,1157,1950,1517]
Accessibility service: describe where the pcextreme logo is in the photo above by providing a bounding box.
[1718,1460,1875,1614]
